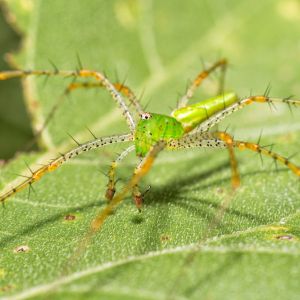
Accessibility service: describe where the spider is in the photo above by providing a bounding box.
[0,59,300,233]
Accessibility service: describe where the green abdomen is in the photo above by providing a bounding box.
[172,92,238,132]
[135,113,184,157]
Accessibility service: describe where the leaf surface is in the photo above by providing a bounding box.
[1,1,300,299]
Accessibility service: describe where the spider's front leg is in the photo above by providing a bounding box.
[104,145,151,211]
[91,141,166,232]
[131,168,151,211]
[0,134,134,204]
[65,81,143,114]
[38,81,143,140]
[0,68,137,132]
[72,142,165,262]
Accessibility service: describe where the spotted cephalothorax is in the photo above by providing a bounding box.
[135,113,184,157]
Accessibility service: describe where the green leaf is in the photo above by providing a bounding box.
[0,3,34,159]
[1,0,300,299]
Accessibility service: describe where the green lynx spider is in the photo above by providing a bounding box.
[1,59,300,233]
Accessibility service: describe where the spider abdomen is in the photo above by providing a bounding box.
[172,92,238,132]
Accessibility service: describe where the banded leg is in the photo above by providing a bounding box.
[66,81,143,114]
[169,130,300,185]
[0,69,136,132]
[0,133,133,204]
[194,95,300,134]
[28,81,143,150]
[178,58,228,108]
[106,145,135,201]
[210,131,240,189]
[214,131,300,177]
[167,132,240,189]
[90,141,166,232]
[71,141,165,265]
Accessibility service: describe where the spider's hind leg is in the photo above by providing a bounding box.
[178,58,228,108]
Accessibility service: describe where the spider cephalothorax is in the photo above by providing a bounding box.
[135,113,184,157]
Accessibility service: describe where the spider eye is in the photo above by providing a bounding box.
[141,112,152,120]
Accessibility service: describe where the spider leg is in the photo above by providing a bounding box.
[66,81,143,114]
[90,141,166,233]
[167,132,240,189]
[0,69,136,132]
[217,58,227,95]
[169,129,300,186]
[208,131,240,189]
[167,132,226,149]
[105,145,135,201]
[0,133,133,204]
[194,95,300,133]
[178,58,228,108]
[214,131,300,177]
[67,141,165,269]
[25,80,143,151]
[131,159,153,211]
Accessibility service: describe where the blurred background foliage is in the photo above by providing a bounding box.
[0,1,300,299]
[1,0,300,159]
[0,4,33,159]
